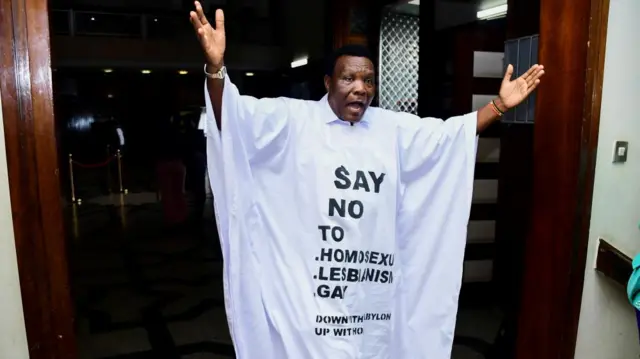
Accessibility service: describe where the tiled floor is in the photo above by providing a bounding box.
[67,192,503,359]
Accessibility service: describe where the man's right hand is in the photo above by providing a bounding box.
[190,1,225,71]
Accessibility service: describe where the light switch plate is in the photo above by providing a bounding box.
[613,141,629,163]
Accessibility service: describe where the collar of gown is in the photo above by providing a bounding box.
[319,94,372,127]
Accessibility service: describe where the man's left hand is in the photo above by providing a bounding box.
[498,64,545,110]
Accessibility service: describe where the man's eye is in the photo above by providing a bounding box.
[343,77,353,82]
[365,79,374,85]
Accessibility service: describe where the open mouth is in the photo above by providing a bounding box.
[346,102,365,113]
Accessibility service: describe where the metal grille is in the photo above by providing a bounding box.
[379,11,420,114]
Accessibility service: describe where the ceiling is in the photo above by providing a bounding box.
[404,0,507,11]
[390,0,507,29]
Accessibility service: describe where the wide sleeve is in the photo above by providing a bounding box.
[397,112,478,184]
[392,112,478,359]
[204,76,291,162]
[203,76,291,259]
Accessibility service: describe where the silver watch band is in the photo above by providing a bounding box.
[204,64,226,79]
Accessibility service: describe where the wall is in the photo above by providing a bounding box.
[435,0,477,30]
[434,0,506,30]
[0,90,30,357]
[282,0,325,61]
[574,0,640,357]
[49,0,318,70]
[51,0,225,11]
[51,36,286,71]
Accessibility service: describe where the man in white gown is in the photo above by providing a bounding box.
[189,2,544,358]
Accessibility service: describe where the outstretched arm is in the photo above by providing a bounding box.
[190,1,226,130]
[475,63,545,133]
[398,64,545,178]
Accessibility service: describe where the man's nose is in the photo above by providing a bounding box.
[353,80,366,95]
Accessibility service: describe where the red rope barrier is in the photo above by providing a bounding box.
[72,154,117,169]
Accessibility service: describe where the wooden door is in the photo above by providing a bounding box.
[0,0,77,358]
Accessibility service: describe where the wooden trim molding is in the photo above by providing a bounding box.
[562,0,611,356]
[595,239,632,288]
[0,0,76,358]
[514,0,611,357]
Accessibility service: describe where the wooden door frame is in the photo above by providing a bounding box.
[0,0,76,358]
[0,0,610,358]
[514,0,610,357]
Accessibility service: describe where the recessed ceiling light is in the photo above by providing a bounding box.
[245,72,255,76]
[477,4,508,20]
[291,57,308,68]
[179,70,188,75]
[141,70,151,74]
[103,69,113,73]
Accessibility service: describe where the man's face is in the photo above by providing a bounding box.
[324,55,376,123]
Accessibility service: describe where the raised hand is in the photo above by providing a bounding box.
[498,64,545,110]
[190,1,225,70]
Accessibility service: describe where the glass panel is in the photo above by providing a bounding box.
[473,51,504,78]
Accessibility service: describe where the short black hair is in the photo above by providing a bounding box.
[325,44,375,77]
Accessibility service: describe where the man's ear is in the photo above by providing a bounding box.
[324,75,331,93]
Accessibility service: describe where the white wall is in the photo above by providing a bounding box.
[0,91,30,357]
[574,0,640,357]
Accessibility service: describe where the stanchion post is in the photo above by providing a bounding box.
[71,200,80,240]
[106,145,112,194]
[69,153,77,203]
[117,149,125,194]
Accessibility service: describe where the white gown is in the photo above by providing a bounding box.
[204,77,477,359]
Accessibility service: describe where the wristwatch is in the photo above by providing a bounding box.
[204,64,226,79]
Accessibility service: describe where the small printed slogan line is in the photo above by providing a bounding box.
[315,313,392,336]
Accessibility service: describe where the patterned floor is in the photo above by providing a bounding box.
[67,192,502,359]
